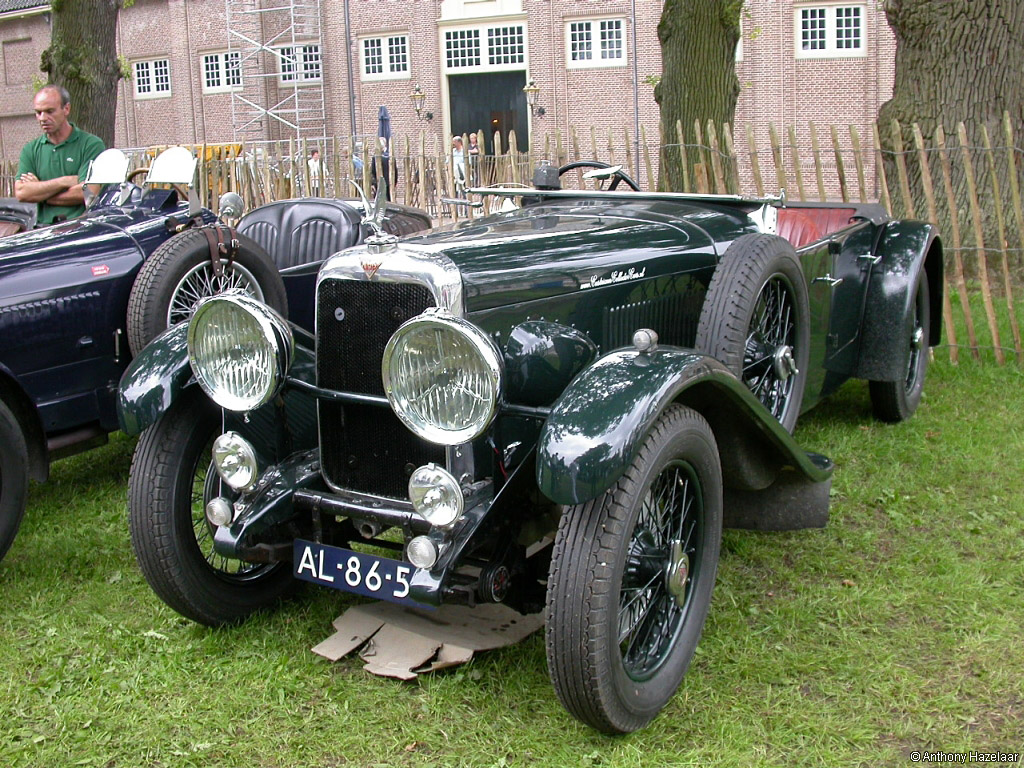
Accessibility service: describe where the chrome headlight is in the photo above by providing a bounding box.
[188,293,294,412]
[382,311,502,445]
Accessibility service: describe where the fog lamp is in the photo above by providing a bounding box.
[212,431,259,491]
[206,496,234,527]
[406,536,439,570]
[408,463,464,528]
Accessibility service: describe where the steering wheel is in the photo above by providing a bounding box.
[557,161,640,192]
[127,166,150,183]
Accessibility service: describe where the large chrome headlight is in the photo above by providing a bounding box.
[382,311,502,445]
[188,293,293,412]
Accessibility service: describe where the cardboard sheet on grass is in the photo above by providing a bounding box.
[313,602,543,679]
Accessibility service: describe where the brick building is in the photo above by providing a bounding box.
[0,0,895,167]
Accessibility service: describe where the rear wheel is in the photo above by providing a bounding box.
[870,272,930,422]
[0,400,29,563]
[128,390,294,626]
[697,233,810,432]
[126,228,287,356]
[545,405,722,733]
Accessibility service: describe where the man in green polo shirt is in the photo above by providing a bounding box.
[15,84,105,226]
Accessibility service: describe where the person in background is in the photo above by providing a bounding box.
[15,84,104,226]
[467,132,480,186]
[307,148,324,196]
[352,141,365,184]
[451,135,467,215]
[451,135,466,193]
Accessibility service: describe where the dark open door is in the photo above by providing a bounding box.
[448,71,528,153]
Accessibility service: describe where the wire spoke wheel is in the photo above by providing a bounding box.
[128,392,295,626]
[619,459,703,680]
[741,274,798,421]
[697,233,810,433]
[167,260,264,328]
[126,228,287,357]
[546,405,722,733]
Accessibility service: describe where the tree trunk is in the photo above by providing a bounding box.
[40,0,123,147]
[876,0,1024,236]
[655,0,742,192]
[879,0,1024,140]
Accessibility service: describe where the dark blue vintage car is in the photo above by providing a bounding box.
[118,162,941,733]
[0,148,431,562]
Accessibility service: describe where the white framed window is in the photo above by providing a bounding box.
[795,4,865,58]
[360,35,409,80]
[566,19,626,68]
[445,29,481,68]
[487,26,525,65]
[201,51,241,94]
[441,23,526,73]
[278,44,322,84]
[133,58,171,99]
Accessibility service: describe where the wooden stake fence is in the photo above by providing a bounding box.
[2,116,1021,366]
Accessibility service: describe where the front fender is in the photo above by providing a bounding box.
[117,322,193,436]
[536,348,832,506]
[117,320,317,436]
[855,221,942,381]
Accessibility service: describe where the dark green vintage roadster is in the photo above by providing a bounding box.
[118,163,941,733]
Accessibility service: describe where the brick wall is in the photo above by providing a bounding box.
[0,0,897,180]
[0,8,46,162]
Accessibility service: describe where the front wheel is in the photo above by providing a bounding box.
[0,400,30,563]
[545,405,723,733]
[128,390,294,626]
[869,271,930,422]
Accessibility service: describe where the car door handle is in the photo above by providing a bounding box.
[812,275,843,287]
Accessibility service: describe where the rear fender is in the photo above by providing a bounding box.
[855,221,942,381]
[537,348,833,529]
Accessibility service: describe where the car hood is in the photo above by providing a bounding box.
[399,197,758,311]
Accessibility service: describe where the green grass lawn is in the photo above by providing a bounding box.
[1,358,1022,767]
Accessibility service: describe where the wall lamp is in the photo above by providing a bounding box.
[409,85,432,120]
[523,80,545,116]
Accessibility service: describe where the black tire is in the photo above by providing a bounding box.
[126,228,287,356]
[545,405,723,734]
[128,390,294,626]
[696,233,810,433]
[0,400,30,563]
[869,271,930,422]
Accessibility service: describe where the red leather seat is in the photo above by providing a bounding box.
[776,208,822,249]
[776,207,857,249]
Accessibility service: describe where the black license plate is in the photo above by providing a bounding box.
[293,539,415,605]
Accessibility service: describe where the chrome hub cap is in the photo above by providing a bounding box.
[665,539,690,606]
[772,344,798,380]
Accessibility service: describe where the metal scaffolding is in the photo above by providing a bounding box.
[225,0,327,142]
